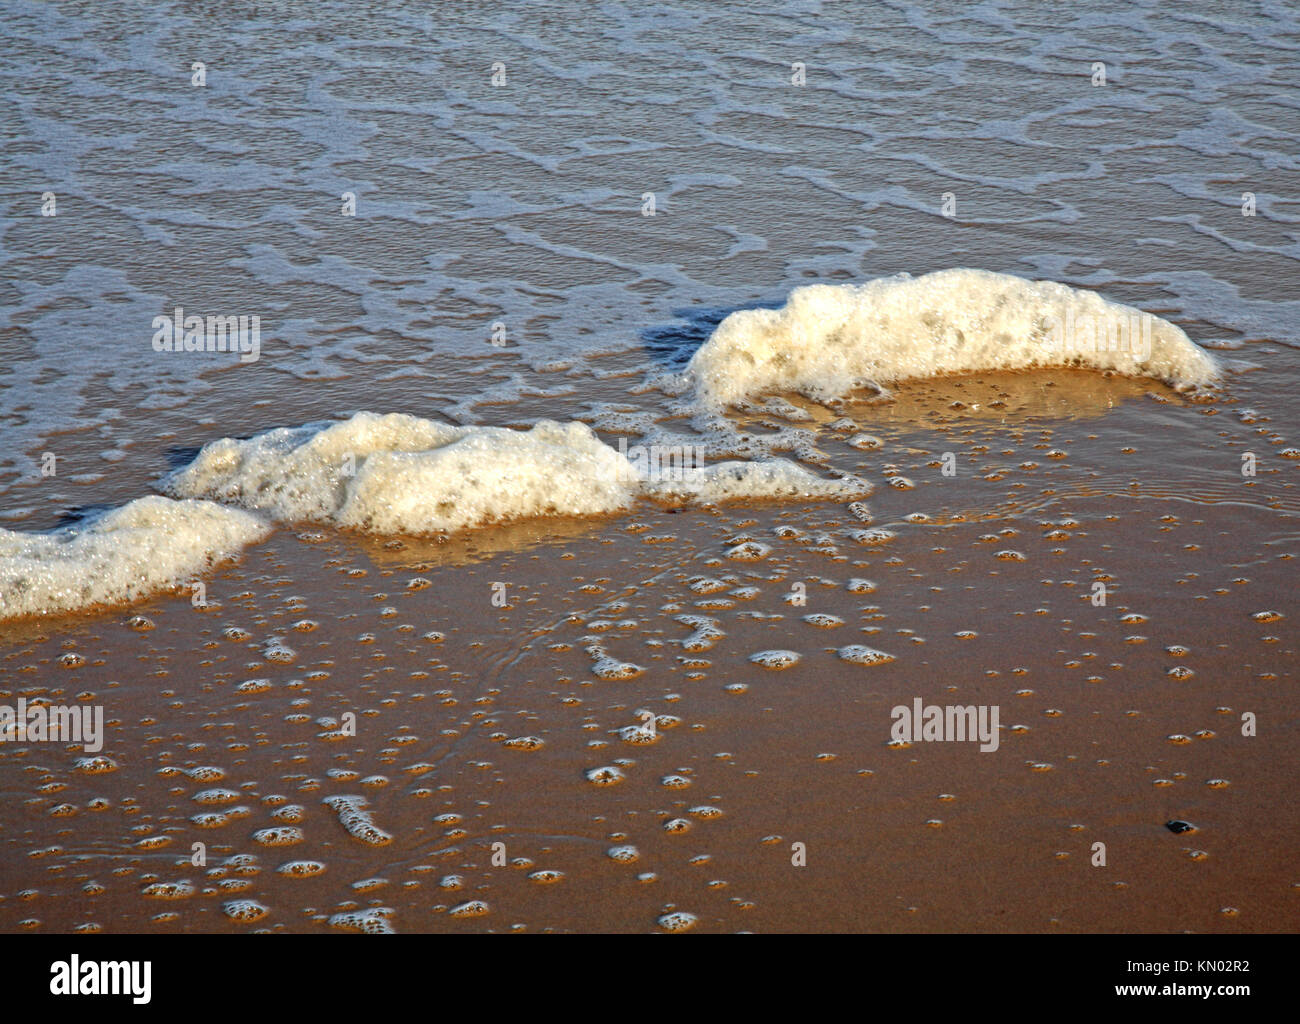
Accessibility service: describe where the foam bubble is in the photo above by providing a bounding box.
[679,269,1220,410]
[676,614,724,652]
[749,649,801,670]
[619,724,660,745]
[725,541,771,561]
[252,827,304,847]
[0,496,269,620]
[323,794,393,846]
[223,899,269,922]
[141,881,195,900]
[586,766,625,786]
[329,907,395,934]
[657,911,698,932]
[803,613,844,628]
[193,788,241,805]
[74,756,119,775]
[277,860,326,877]
[837,645,896,666]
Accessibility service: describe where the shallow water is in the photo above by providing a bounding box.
[0,0,1296,932]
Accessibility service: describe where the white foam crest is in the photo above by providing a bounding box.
[167,412,640,534]
[167,411,862,535]
[680,270,1221,411]
[0,496,269,620]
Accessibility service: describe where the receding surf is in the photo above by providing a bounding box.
[0,270,1220,619]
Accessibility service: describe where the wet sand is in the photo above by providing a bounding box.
[1,370,1294,933]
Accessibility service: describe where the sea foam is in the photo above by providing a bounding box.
[166,414,639,532]
[0,496,269,620]
[645,459,868,503]
[679,269,1220,410]
[166,411,865,533]
[3,273,1220,619]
